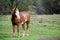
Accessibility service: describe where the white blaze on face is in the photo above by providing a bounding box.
[15,11,20,19]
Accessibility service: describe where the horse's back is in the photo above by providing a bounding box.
[20,11,30,22]
[20,11,29,16]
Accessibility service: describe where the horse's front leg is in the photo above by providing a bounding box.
[22,23,25,37]
[17,24,20,37]
[12,25,16,37]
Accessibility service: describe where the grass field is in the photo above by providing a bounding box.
[0,15,60,40]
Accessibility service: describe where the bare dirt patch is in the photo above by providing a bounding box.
[37,37,60,40]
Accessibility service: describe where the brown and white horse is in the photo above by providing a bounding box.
[11,7,30,37]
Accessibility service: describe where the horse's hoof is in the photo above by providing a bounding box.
[22,34,26,37]
[22,35,25,37]
[17,35,20,37]
[13,35,16,37]
[26,34,29,36]
[17,34,20,37]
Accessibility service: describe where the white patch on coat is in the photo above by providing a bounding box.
[23,14,27,22]
[21,22,24,24]
[15,11,20,19]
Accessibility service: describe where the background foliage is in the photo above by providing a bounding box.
[0,0,60,15]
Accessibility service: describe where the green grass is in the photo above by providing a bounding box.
[0,15,60,40]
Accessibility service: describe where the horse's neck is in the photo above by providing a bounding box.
[15,10,20,19]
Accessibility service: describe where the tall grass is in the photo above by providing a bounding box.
[0,15,60,40]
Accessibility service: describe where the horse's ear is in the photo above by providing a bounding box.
[12,7,15,11]
[11,7,15,14]
[16,7,19,11]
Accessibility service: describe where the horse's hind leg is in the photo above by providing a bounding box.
[12,25,16,37]
[26,21,30,36]
[17,24,20,37]
[22,23,25,37]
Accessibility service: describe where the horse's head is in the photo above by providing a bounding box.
[12,7,19,13]
[12,7,20,19]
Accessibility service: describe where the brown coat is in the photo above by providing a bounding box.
[11,11,30,25]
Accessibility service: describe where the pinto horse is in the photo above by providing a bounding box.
[11,7,30,37]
